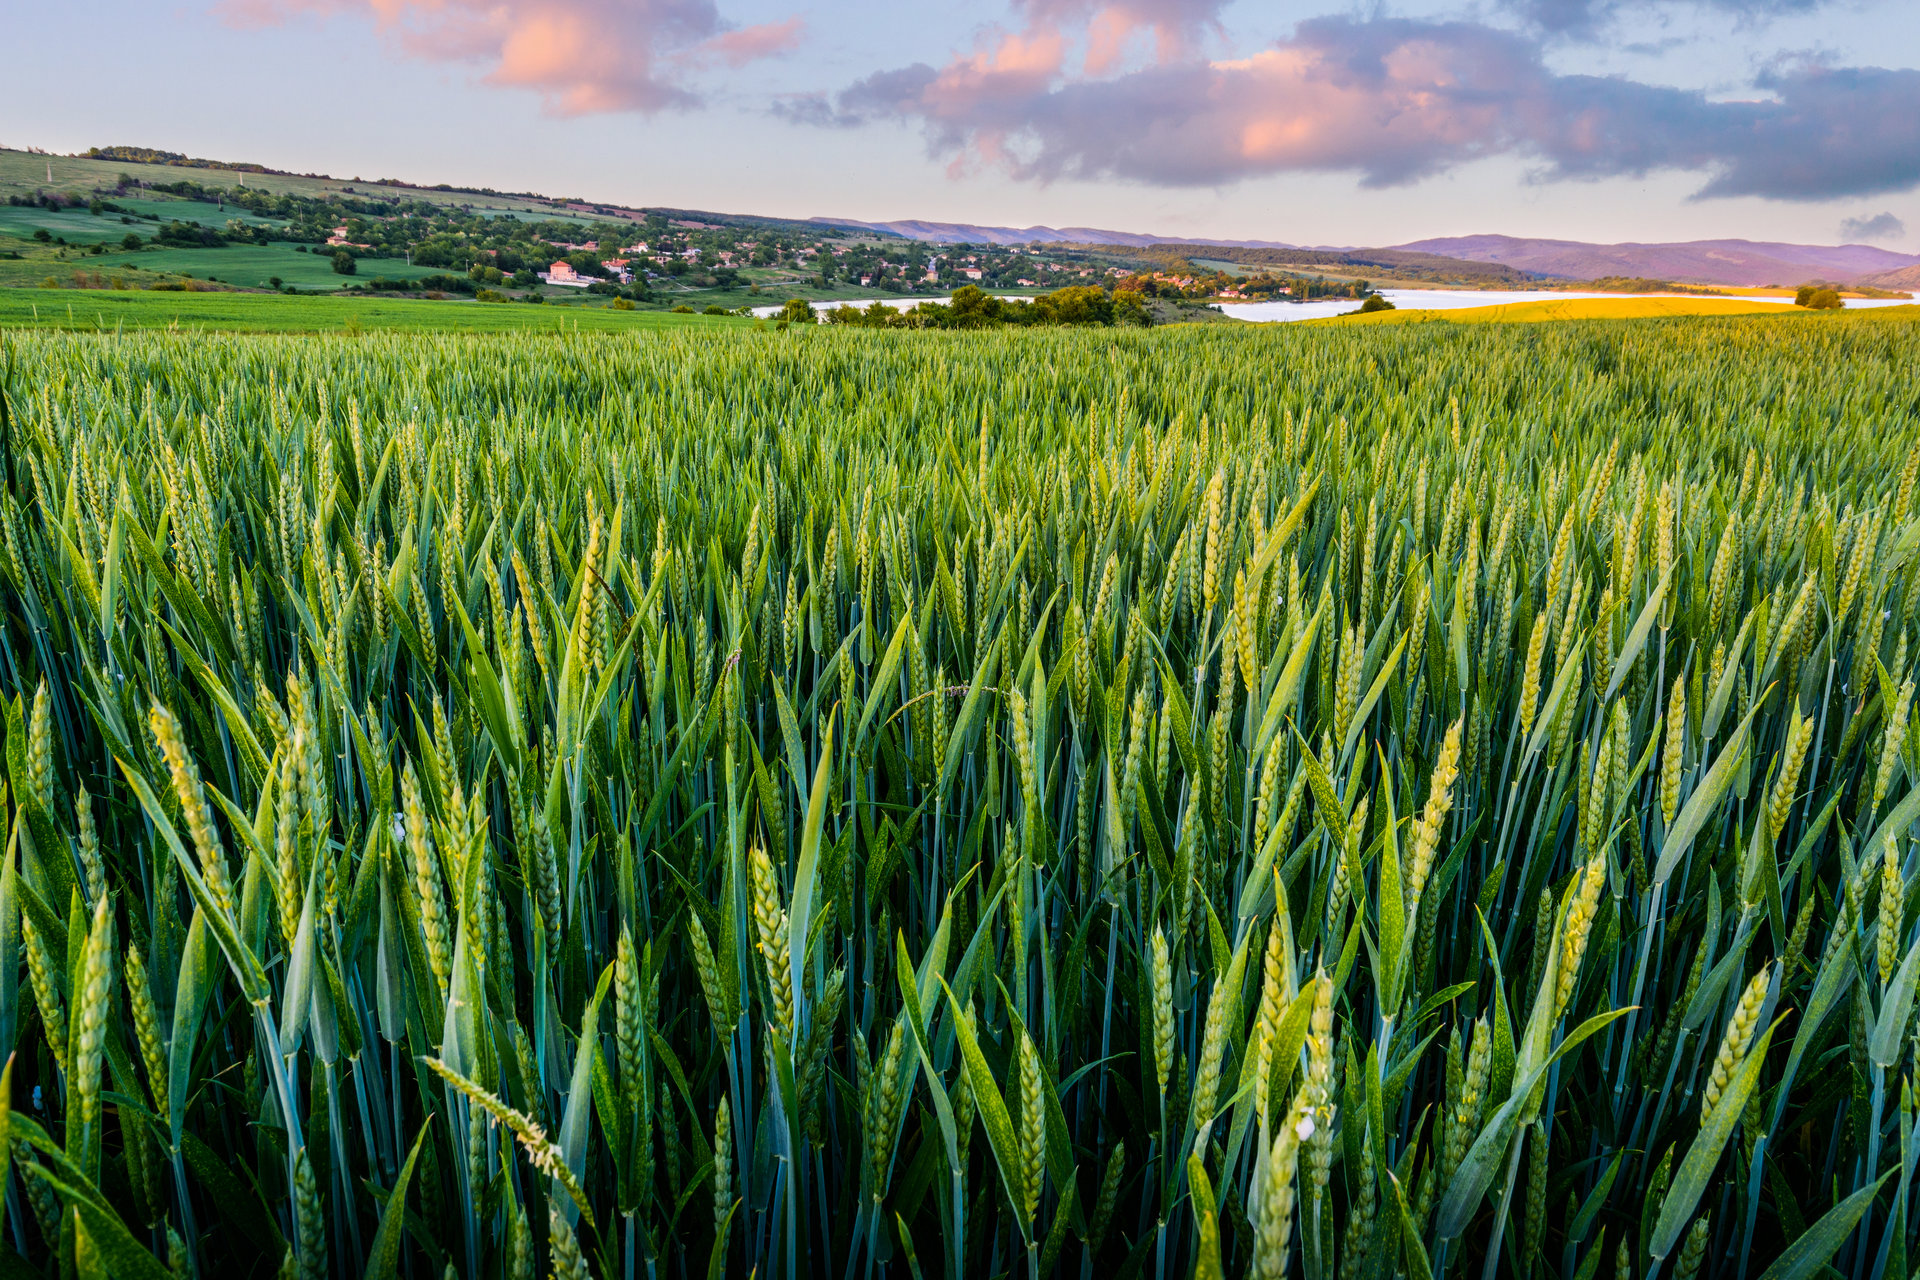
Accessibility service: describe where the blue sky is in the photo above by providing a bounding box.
[9,0,1919,247]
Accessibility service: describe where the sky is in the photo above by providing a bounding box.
[8,0,1920,248]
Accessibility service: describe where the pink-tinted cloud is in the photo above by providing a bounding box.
[693,16,804,68]
[820,14,1920,200]
[220,0,801,113]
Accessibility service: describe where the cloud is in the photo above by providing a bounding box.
[1012,0,1228,72]
[815,14,1920,201]
[1509,0,1825,39]
[219,0,800,113]
[1841,211,1907,241]
[693,17,804,68]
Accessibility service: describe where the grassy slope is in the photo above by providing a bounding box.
[1317,296,1920,324]
[0,148,580,218]
[0,171,434,291]
[0,287,749,333]
[99,244,437,290]
[0,245,436,291]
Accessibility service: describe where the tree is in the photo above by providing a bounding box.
[1794,284,1818,306]
[121,232,143,251]
[1031,285,1111,325]
[1359,294,1396,313]
[778,297,815,325]
[1112,289,1153,326]
[332,252,357,276]
[947,284,999,327]
[1807,288,1843,310]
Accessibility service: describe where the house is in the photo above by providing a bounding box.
[538,260,592,287]
[962,267,984,281]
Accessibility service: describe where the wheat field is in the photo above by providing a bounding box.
[0,316,1915,1280]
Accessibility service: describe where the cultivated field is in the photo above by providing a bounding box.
[0,317,1915,1280]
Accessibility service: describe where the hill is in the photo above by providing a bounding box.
[1860,263,1920,290]
[1158,243,1539,286]
[1393,234,1920,286]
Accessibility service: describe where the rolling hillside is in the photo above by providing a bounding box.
[1394,233,1920,286]
[1860,263,1920,290]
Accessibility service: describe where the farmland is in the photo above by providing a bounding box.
[0,316,1915,1280]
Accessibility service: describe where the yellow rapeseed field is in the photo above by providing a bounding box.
[1323,296,1920,324]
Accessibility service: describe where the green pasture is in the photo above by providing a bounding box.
[0,286,748,332]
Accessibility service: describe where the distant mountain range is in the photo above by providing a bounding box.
[809,216,1306,251]
[1392,235,1920,288]
[812,217,1920,287]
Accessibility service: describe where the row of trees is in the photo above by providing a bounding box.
[799,284,1152,329]
[1235,272,1374,301]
